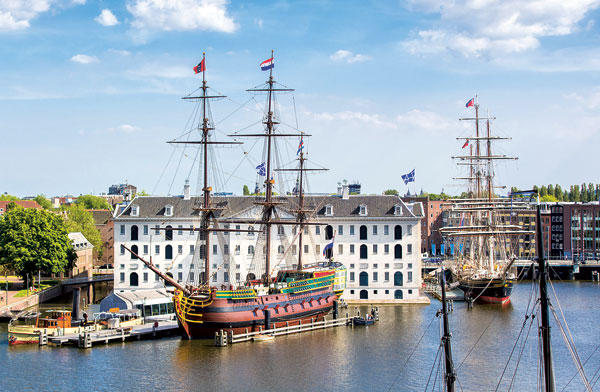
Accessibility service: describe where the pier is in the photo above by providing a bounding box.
[39,320,179,348]
[215,308,379,347]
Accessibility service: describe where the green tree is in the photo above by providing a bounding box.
[64,205,103,259]
[34,194,52,210]
[75,194,112,210]
[541,194,558,202]
[571,185,580,202]
[243,185,250,196]
[588,183,595,202]
[0,207,75,279]
[0,194,19,201]
[547,184,554,198]
[555,184,563,201]
[383,189,399,195]
[135,189,149,197]
[563,189,569,201]
[540,185,547,197]
[581,183,589,202]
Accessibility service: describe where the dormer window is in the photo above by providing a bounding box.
[165,205,173,217]
[394,205,402,216]
[359,205,367,216]
[131,205,139,217]
[325,205,333,216]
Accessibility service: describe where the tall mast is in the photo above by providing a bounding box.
[264,49,275,282]
[440,267,456,392]
[486,116,492,202]
[475,99,481,198]
[536,204,555,392]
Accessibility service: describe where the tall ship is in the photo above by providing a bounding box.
[440,98,534,304]
[126,52,346,338]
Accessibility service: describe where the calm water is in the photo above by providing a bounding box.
[1,282,600,391]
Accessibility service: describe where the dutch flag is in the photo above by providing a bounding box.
[260,57,274,71]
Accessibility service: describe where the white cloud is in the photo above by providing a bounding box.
[127,0,237,33]
[330,50,371,64]
[108,49,131,56]
[117,124,140,133]
[254,18,263,29]
[396,109,457,133]
[95,9,119,26]
[307,110,396,128]
[0,0,51,31]
[70,54,99,64]
[403,0,600,58]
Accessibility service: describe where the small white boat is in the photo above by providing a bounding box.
[252,333,274,342]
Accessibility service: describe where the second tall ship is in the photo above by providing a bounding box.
[440,98,534,304]
[126,52,346,338]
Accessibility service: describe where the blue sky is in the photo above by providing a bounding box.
[2,0,600,198]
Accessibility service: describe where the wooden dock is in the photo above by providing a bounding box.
[215,309,379,347]
[42,321,180,348]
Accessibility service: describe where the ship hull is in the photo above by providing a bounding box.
[175,287,337,339]
[458,278,514,305]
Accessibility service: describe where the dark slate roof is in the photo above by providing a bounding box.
[90,209,113,225]
[116,195,423,220]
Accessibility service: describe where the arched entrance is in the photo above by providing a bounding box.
[360,225,367,240]
[394,244,403,259]
[130,272,139,287]
[394,289,403,299]
[165,245,173,260]
[359,271,368,286]
[325,225,334,240]
[131,225,138,241]
[165,225,173,241]
[394,225,402,240]
[130,245,139,260]
[394,271,403,286]
[360,290,368,299]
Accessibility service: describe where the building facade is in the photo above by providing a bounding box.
[548,202,600,260]
[112,192,425,303]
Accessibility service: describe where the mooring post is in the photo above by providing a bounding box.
[264,309,271,331]
[333,300,338,320]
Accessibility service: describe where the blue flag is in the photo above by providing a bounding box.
[297,137,304,155]
[401,169,415,185]
[256,162,266,176]
[323,236,335,257]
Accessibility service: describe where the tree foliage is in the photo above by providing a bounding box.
[540,194,558,202]
[243,185,250,196]
[0,207,75,279]
[383,189,399,195]
[135,189,149,197]
[64,205,103,259]
[0,194,19,201]
[34,194,53,210]
[75,194,112,210]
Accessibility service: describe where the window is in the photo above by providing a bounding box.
[350,263,355,268]
[304,226,308,235]
[236,273,241,281]
[394,225,402,240]
[120,273,125,282]
[407,226,412,235]
[394,271,403,286]
[385,263,390,268]
[224,224,230,236]
[190,245,194,254]
[120,225,125,235]
[165,225,173,241]
[394,205,402,215]
[143,225,148,235]
[373,272,378,282]
[278,245,284,254]
[338,244,343,254]
[373,225,378,235]
[131,225,139,241]
[338,225,344,235]
[165,245,173,260]
[350,225,355,235]
[407,244,412,255]
[155,225,160,235]
[178,272,182,282]
[384,272,390,281]
[373,263,378,269]
[394,244,402,259]
[178,245,183,254]
[224,245,229,255]
[236,225,241,234]
[408,263,413,269]
[316,226,321,235]
[373,244,378,254]
[130,272,139,287]
[360,225,367,240]
[120,264,125,269]
[325,225,334,240]
[224,272,229,283]
[248,245,255,255]
[130,245,139,260]
[213,245,218,255]
[384,225,389,235]
[325,205,333,215]
[408,271,413,282]
[120,245,125,255]
[304,245,309,254]
[350,244,355,254]
[360,244,368,259]
[143,245,148,255]
[235,245,241,255]
[212,273,217,282]
[350,272,355,281]
[384,244,389,254]
[316,245,321,255]
[189,272,194,282]
[249,226,255,236]
[143,272,148,283]
[359,205,367,216]
[155,274,159,282]
[178,225,183,235]
[359,272,368,286]
[155,245,160,255]
[165,205,173,216]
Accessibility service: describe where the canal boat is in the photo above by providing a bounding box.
[440,97,534,304]
[8,310,88,345]
[122,52,345,339]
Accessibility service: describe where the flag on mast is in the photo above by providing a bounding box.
[465,98,474,108]
[193,59,206,74]
[260,57,274,71]
[256,162,266,176]
[323,236,335,257]
[297,137,304,155]
[401,169,415,185]
[462,139,469,148]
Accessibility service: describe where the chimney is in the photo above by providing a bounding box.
[342,184,349,200]
[183,180,191,200]
[337,182,343,196]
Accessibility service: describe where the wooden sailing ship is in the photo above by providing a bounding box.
[440,98,534,304]
[126,52,345,338]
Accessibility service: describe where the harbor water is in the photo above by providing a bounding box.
[1,281,599,391]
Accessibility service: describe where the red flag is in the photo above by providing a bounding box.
[465,98,474,108]
[462,139,469,148]
[193,59,206,74]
